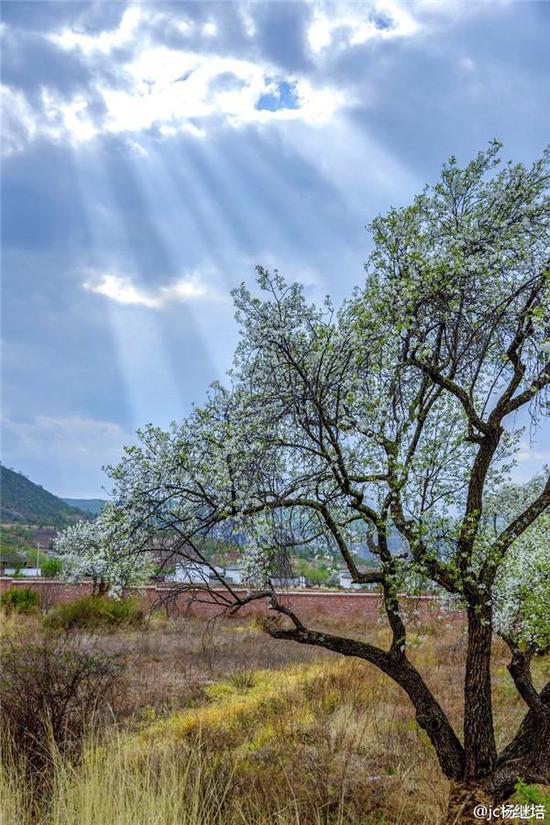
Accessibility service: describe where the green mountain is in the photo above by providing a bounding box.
[0,466,88,527]
[63,498,106,516]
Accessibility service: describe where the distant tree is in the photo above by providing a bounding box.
[21,547,62,578]
[39,555,64,579]
[94,144,549,821]
[54,505,152,596]
[295,559,332,586]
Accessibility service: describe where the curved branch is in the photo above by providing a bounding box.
[263,607,465,780]
[500,361,550,417]
[505,641,549,718]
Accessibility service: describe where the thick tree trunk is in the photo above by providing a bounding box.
[265,611,549,819]
[446,783,494,825]
[446,681,550,820]
[464,606,496,780]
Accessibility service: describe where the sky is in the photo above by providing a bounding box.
[1,0,549,498]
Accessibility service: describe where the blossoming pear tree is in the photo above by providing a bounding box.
[65,143,549,821]
[54,504,152,597]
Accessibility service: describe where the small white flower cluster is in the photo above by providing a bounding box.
[492,513,550,652]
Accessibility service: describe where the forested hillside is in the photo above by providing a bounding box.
[0,466,88,526]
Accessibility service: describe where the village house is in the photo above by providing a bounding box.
[337,569,364,590]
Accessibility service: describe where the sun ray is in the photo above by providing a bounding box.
[70,139,212,429]
[114,135,244,376]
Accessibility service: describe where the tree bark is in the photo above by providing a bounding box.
[464,606,497,780]
[489,679,550,801]
[93,577,109,596]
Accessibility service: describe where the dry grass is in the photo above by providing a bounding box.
[1,609,549,824]
[1,658,446,825]
[97,613,334,718]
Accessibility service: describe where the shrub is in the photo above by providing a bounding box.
[0,633,125,786]
[44,594,144,631]
[0,587,39,614]
[515,779,550,807]
[40,557,63,578]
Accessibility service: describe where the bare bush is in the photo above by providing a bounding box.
[0,633,125,786]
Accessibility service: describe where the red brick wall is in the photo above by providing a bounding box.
[0,577,449,621]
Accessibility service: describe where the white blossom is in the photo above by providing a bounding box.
[54,504,153,597]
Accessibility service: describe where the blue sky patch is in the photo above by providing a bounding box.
[256,79,300,112]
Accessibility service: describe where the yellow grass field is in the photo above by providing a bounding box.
[1,611,549,824]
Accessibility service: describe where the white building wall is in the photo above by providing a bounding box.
[170,561,223,584]
[338,571,362,590]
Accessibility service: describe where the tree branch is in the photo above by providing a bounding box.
[264,606,465,780]
[406,356,489,436]
[499,361,550,417]
[504,641,549,718]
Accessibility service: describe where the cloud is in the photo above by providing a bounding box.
[2,52,345,153]
[509,439,550,483]
[3,0,508,155]
[307,1,420,54]
[48,5,143,56]
[1,414,131,497]
[517,446,550,464]
[202,21,218,38]
[1,85,40,154]
[3,414,126,458]
[83,271,213,309]
[97,49,343,133]
[0,5,349,154]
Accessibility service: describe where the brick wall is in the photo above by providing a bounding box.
[0,577,450,621]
